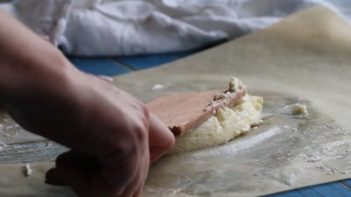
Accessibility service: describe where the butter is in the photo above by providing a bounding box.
[169,95,263,154]
[228,77,245,93]
[279,103,309,116]
[291,103,308,116]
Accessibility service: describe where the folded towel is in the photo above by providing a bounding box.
[1,0,350,56]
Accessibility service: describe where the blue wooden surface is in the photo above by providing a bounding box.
[68,52,351,197]
[268,182,351,197]
[343,180,351,189]
[116,50,199,70]
[69,57,131,76]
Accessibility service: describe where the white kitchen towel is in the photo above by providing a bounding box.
[1,0,350,56]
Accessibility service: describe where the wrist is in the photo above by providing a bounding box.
[0,50,78,108]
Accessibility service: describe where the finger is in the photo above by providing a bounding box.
[148,113,175,163]
[45,165,88,195]
[45,151,93,186]
[117,167,142,197]
[133,138,150,197]
[56,151,100,170]
[45,168,67,186]
[121,152,149,197]
[135,150,149,197]
[132,162,148,197]
[99,152,140,195]
[132,180,144,197]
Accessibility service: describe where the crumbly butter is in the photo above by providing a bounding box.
[168,95,263,154]
[279,103,309,116]
[291,103,308,116]
[23,163,32,177]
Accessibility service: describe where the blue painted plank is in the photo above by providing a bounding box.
[342,179,351,189]
[267,191,304,197]
[296,187,323,197]
[116,50,197,70]
[310,182,351,197]
[68,57,131,76]
[266,184,340,197]
[269,182,351,197]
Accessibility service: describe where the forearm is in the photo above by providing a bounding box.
[0,11,80,145]
[0,12,127,155]
[0,11,72,102]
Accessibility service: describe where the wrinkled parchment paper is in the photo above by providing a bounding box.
[0,6,351,196]
[142,92,350,197]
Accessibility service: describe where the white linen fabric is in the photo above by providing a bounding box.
[1,0,350,56]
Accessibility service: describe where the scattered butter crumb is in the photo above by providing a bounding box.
[228,77,245,93]
[292,103,308,116]
[278,103,309,116]
[152,84,165,91]
[23,163,32,177]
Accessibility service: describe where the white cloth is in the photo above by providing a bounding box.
[1,0,351,56]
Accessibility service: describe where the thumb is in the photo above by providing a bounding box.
[148,113,175,163]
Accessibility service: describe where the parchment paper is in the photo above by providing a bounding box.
[114,6,351,196]
[0,6,351,196]
[142,92,350,197]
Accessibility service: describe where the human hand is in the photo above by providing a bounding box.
[5,69,174,197]
[0,11,174,196]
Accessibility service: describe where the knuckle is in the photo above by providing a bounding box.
[119,136,138,159]
[134,106,150,143]
[108,106,150,161]
[133,121,148,146]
